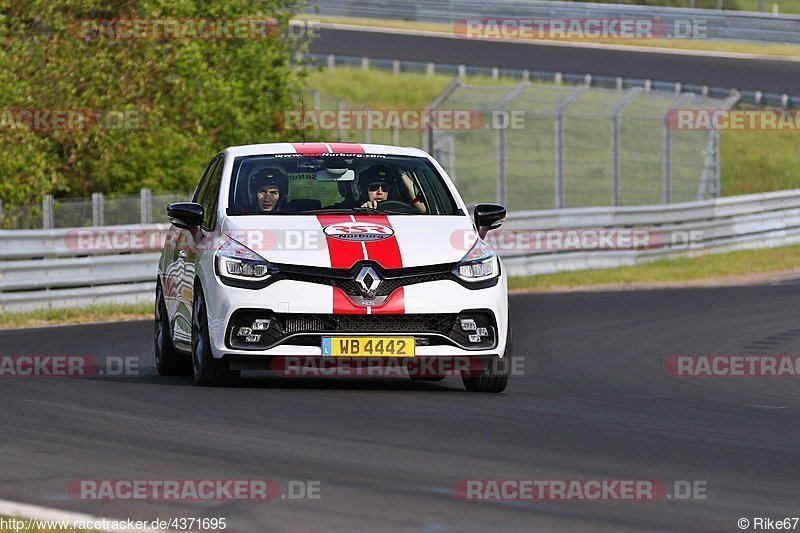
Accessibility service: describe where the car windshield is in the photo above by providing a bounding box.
[227,154,461,216]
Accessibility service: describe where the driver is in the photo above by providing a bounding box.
[358,165,427,213]
[249,168,289,214]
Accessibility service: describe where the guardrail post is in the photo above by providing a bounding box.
[92,192,104,226]
[140,188,153,224]
[42,194,54,229]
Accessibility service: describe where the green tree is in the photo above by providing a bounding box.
[0,0,307,203]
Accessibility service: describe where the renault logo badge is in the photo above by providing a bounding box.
[355,266,381,299]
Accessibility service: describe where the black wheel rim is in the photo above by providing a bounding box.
[192,293,204,377]
[155,286,164,367]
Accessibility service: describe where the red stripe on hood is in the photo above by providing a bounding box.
[354,215,403,270]
[317,215,365,269]
[291,142,330,156]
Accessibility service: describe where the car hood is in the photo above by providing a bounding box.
[220,214,477,269]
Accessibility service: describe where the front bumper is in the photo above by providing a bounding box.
[202,265,509,359]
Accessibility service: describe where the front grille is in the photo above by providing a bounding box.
[281,271,451,297]
[282,314,457,334]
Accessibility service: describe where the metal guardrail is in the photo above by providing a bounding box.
[3,190,800,311]
[306,0,800,44]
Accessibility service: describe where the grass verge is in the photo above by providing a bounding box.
[508,244,800,292]
[0,303,152,330]
[297,15,800,58]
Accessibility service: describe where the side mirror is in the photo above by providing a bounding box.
[167,202,204,229]
[474,203,506,239]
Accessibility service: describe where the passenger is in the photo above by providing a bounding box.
[357,165,427,213]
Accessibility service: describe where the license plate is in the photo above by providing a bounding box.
[321,337,415,357]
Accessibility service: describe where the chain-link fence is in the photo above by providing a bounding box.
[426,80,738,210]
[0,189,192,230]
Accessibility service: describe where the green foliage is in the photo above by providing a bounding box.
[0,0,307,203]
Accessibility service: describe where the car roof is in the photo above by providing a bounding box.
[222,142,429,158]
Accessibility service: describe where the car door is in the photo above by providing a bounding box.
[171,155,220,350]
[179,154,224,343]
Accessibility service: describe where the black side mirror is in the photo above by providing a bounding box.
[474,203,506,238]
[167,202,204,229]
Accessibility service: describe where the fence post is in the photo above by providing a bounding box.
[140,188,153,224]
[553,86,588,209]
[326,54,335,71]
[662,124,672,204]
[493,82,531,207]
[426,62,435,76]
[496,127,506,206]
[338,99,345,141]
[313,90,320,140]
[610,88,642,206]
[363,107,372,144]
[422,77,462,154]
[42,194,54,229]
[0,198,3,228]
[92,192,104,226]
[361,57,369,71]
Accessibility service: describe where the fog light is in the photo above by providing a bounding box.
[252,319,271,331]
[238,327,252,336]
[468,334,482,343]
[460,319,477,331]
[476,327,488,336]
[245,334,261,343]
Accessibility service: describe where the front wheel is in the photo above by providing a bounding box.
[192,285,239,387]
[155,281,192,376]
[462,327,512,393]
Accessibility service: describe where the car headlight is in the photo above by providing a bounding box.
[453,238,499,282]
[215,237,278,282]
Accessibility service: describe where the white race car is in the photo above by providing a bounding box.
[155,142,511,392]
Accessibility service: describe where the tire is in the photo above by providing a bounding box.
[192,284,240,387]
[155,281,192,376]
[462,327,512,393]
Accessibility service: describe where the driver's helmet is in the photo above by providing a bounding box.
[356,165,398,203]
[248,167,289,211]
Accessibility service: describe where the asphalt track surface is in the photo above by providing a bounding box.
[308,27,800,94]
[3,284,800,531]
